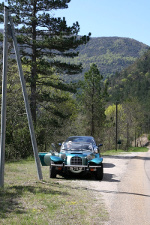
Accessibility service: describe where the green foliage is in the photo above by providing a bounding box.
[103,98,145,151]
[77,64,108,139]
[108,48,150,122]
[2,61,78,159]
[106,48,150,150]
[0,0,90,124]
[3,63,32,159]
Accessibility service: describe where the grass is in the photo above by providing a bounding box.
[0,159,109,225]
[128,146,149,152]
[102,146,149,155]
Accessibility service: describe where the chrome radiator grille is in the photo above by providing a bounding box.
[71,156,82,165]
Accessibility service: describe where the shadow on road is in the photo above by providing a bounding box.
[103,173,120,182]
[103,162,115,168]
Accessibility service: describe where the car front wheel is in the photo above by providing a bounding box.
[95,164,103,180]
[50,165,56,178]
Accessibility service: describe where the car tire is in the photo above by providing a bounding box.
[96,164,103,180]
[50,166,56,178]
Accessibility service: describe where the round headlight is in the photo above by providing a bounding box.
[61,153,66,159]
[87,154,95,161]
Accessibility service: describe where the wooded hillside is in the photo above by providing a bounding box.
[68,37,149,82]
[108,48,150,109]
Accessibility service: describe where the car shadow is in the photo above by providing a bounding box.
[103,173,120,182]
[57,171,119,182]
[103,162,115,168]
[55,162,117,182]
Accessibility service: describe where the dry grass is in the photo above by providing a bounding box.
[0,159,108,224]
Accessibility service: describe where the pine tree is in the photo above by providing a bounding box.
[0,0,90,124]
[78,64,107,137]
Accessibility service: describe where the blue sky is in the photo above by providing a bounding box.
[1,0,150,46]
[54,0,150,46]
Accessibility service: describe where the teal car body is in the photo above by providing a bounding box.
[39,141,103,180]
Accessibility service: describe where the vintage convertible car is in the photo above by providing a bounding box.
[38,141,103,180]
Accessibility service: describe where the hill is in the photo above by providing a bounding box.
[69,37,149,81]
[0,28,149,81]
[108,48,150,111]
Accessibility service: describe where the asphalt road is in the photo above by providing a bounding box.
[56,148,150,224]
[78,150,150,225]
[109,150,150,225]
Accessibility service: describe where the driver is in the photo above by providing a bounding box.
[66,141,72,149]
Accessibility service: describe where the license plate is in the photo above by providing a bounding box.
[71,167,82,171]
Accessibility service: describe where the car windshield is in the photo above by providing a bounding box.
[61,142,93,152]
[65,136,95,144]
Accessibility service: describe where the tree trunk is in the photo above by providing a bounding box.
[91,103,94,136]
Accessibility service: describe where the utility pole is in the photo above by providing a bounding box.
[116,101,118,151]
[0,6,8,187]
[0,7,43,187]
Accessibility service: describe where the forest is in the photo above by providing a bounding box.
[0,0,150,160]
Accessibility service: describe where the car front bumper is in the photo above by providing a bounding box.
[51,163,102,172]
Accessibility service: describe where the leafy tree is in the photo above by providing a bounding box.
[104,98,144,150]
[78,64,108,139]
[1,60,78,159]
[122,98,144,148]
[104,103,125,150]
[0,0,90,124]
[3,62,32,159]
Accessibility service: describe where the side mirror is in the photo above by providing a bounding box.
[51,143,56,148]
[51,143,57,152]
[94,146,98,153]
[98,144,103,147]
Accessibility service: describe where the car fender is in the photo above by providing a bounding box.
[89,157,103,164]
[38,152,51,166]
[50,155,64,163]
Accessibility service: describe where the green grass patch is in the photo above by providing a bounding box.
[0,160,109,225]
[128,146,149,152]
[102,146,149,155]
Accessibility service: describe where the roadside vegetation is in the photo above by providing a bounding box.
[102,146,149,156]
[0,159,109,225]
